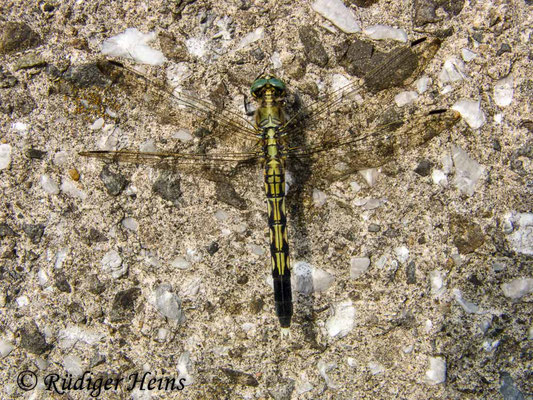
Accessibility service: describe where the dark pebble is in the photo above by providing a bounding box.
[0,67,18,88]
[406,261,416,284]
[109,287,141,322]
[25,148,47,159]
[206,241,219,255]
[250,48,265,61]
[215,181,246,210]
[63,62,112,88]
[0,223,17,238]
[450,214,485,254]
[496,43,512,56]
[67,302,87,324]
[0,22,41,54]
[298,26,329,68]
[87,274,106,295]
[249,297,264,314]
[152,171,182,205]
[99,165,128,196]
[499,371,526,400]
[87,228,107,244]
[414,159,432,176]
[23,223,45,243]
[221,368,259,387]
[350,0,379,6]
[335,38,378,78]
[19,322,52,355]
[54,272,72,293]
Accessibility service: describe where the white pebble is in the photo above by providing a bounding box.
[40,174,60,195]
[452,145,485,196]
[0,144,12,170]
[60,180,87,200]
[363,25,408,42]
[101,250,127,279]
[63,355,83,376]
[482,339,500,352]
[312,0,360,33]
[37,268,49,286]
[55,248,68,269]
[403,344,414,354]
[326,300,356,338]
[53,151,68,165]
[501,278,533,299]
[16,295,29,307]
[358,168,379,186]
[367,361,385,375]
[317,360,339,389]
[12,122,28,133]
[415,76,431,94]
[0,339,14,357]
[101,28,167,66]
[250,244,265,256]
[57,325,104,349]
[452,288,481,314]
[430,270,446,297]
[350,181,361,192]
[170,256,191,270]
[363,198,383,210]
[394,246,409,263]
[461,48,477,62]
[215,210,229,221]
[90,118,105,130]
[139,139,157,152]
[425,357,446,385]
[270,51,282,69]
[441,152,453,174]
[439,57,466,83]
[154,284,183,321]
[494,75,513,107]
[394,90,418,106]
[122,217,139,232]
[293,261,334,294]
[157,328,169,342]
[180,277,202,298]
[312,189,327,207]
[452,98,486,129]
[172,129,193,142]
[350,257,370,279]
[177,352,194,385]
[494,113,503,124]
[502,212,533,255]
[186,37,207,58]
[235,27,264,51]
[440,85,453,94]
[431,169,448,186]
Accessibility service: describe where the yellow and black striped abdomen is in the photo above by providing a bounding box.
[264,156,292,328]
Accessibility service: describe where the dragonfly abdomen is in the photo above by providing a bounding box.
[263,130,293,328]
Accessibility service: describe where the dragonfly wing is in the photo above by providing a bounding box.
[58,59,259,146]
[287,109,460,186]
[282,38,442,138]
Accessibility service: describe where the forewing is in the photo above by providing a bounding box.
[282,38,442,139]
[287,109,460,186]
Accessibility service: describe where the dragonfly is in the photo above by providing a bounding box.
[74,37,460,333]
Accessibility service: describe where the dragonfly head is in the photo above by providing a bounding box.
[251,74,286,99]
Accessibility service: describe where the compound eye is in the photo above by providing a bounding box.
[250,78,268,97]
